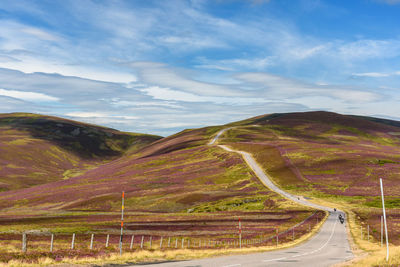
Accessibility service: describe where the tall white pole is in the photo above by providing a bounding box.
[381,216,383,247]
[380,178,389,261]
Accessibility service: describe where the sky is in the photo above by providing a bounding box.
[1,0,400,136]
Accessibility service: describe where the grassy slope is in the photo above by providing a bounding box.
[217,111,400,250]
[0,118,315,244]
[0,113,161,191]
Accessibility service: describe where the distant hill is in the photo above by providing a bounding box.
[2,110,400,210]
[0,113,161,191]
[220,111,400,197]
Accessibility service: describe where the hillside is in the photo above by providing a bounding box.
[0,113,161,191]
[217,111,400,244]
[0,113,316,246]
[2,110,400,247]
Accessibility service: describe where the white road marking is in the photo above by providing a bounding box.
[262,216,338,263]
[262,257,287,262]
[221,264,241,267]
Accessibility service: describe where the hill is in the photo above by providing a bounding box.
[217,111,400,244]
[2,110,400,249]
[0,113,161,191]
[0,113,316,248]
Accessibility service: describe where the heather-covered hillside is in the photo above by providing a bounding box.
[218,111,400,244]
[0,114,315,239]
[0,113,161,191]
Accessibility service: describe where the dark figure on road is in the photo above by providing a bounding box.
[334,208,336,212]
[338,214,344,224]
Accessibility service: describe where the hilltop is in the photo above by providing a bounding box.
[0,113,162,191]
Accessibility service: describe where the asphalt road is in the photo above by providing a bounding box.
[132,128,353,267]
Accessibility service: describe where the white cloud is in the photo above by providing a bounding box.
[235,72,381,102]
[0,58,137,84]
[130,62,244,97]
[352,72,390,77]
[195,56,274,71]
[0,88,59,102]
[352,71,400,78]
[337,39,400,60]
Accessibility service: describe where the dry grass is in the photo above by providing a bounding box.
[0,212,328,266]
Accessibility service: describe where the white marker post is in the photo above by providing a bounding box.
[380,178,389,261]
[381,216,383,247]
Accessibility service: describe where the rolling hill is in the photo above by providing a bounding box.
[217,111,400,244]
[0,113,162,191]
[2,111,400,246]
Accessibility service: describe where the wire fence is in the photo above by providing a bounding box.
[1,211,323,256]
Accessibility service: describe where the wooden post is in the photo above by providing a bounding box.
[140,236,144,249]
[50,234,54,252]
[309,224,310,232]
[149,236,152,249]
[361,226,363,240]
[168,237,171,247]
[130,235,134,249]
[119,191,125,256]
[106,234,109,248]
[159,236,163,249]
[292,228,294,241]
[276,228,278,246]
[71,233,75,250]
[90,234,94,249]
[175,238,178,248]
[188,239,190,248]
[367,225,370,241]
[238,217,242,249]
[181,238,184,249]
[22,233,27,253]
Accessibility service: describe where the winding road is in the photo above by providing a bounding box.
[134,128,353,267]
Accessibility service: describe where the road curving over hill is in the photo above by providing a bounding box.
[134,128,354,267]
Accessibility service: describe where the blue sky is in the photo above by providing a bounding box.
[1,0,400,135]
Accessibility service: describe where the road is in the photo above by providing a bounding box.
[132,128,353,267]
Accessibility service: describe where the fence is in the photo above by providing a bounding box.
[1,211,323,256]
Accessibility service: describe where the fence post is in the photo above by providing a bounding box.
[141,236,144,249]
[188,239,190,248]
[149,236,152,249]
[175,238,178,248]
[71,233,75,249]
[50,233,54,252]
[181,238,184,249]
[368,225,370,241]
[168,237,171,247]
[130,235,134,249]
[292,228,294,241]
[106,234,109,248]
[276,228,279,246]
[361,226,363,240]
[159,236,163,249]
[90,234,94,249]
[22,233,27,253]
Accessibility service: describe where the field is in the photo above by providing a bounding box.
[0,113,321,264]
[3,111,400,265]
